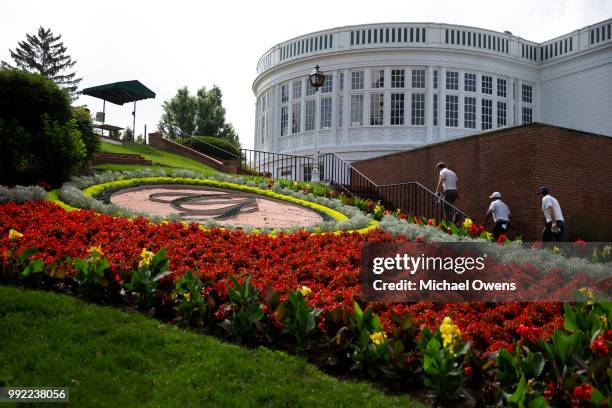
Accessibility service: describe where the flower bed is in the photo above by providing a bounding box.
[1,200,610,406]
[56,169,374,233]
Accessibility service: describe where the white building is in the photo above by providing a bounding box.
[253,19,612,162]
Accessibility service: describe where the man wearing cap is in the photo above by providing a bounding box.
[537,187,565,242]
[435,162,459,223]
[484,192,511,241]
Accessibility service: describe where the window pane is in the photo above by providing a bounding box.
[464,96,476,128]
[369,93,384,125]
[391,93,404,125]
[371,69,385,88]
[291,102,301,133]
[481,98,492,130]
[411,69,425,88]
[320,97,332,128]
[351,94,364,126]
[391,69,405,88]
[411,93,425,125]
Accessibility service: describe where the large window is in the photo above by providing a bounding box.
[351,94,364,126]
[306,81,316,96]
[497,101,507,127]
[339,72,344,91]
[411,93,425,125]
[305,100,315,131]
[482,76,493,94]
[464,73,476,92]
[446,71,459,90]
[464,96,476,129]
[497,78,507,97]
[481,99,492,130]
[433,94,438,126]
[391,69,405,88]
[291,102,301,133]
[371,69,384,88]
[292,80,302,99]
[433,70,438,89]
[281,84,289,103]
[320,97,332,128]
[280,106,288,136]
[522,106,532,124]
[445,94,458,127]
[369,93,384,125]
[412,69,425,88]
[338,96,343,127]
[321,74,333,93]
[522,84,533,103]
[352,71,364,90]
[390,93,404,125]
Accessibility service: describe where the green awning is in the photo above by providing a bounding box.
[81,80,156,105]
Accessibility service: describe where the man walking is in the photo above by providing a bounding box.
[435,162,458,224]
[484,192,511,241]
[537,187,565,242]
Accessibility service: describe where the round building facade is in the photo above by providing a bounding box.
[253,21,612,162]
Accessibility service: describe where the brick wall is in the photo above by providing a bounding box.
[353,123,612,241]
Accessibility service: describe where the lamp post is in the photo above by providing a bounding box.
[308,65,326,182]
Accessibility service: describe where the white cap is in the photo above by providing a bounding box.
[489,192,502,199]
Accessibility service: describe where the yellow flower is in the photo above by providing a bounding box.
[87,245,104,262]
[370,331,387,345]
[183,292,191,302]
[439,316,461,350]
[463,218,473,229]
[485,232,494,241]
[138,248,155,268]
[8,229,23,241]
[578,287,594,305]
[551,246,561,254]
[299,285,312,297]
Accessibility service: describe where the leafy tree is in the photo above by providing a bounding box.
[157,85,239,147]
[157,87,197,138]
[72,107,100,157]
[0,70,89,185]
[1,27,82,99]
[122,126,134,142]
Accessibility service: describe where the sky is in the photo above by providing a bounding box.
[1,0,610,149]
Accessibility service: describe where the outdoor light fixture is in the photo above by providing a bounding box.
[309,65,326,89]
[308,65,326,182]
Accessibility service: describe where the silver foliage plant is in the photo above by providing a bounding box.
[378,215,611,278]
[0,185,47,203]
[59,169,373,232]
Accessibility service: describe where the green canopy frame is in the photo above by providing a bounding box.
[82,80,155,140]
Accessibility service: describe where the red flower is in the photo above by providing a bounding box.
[463,366,473,376]
[606,329,612,342]
[496,234,507,245]
[591,336,608,357]
[572,383,593,401]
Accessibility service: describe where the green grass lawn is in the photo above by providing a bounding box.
[99,141,218,176]
[0,286,423,407]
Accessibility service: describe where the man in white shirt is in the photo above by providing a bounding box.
[435,162,459,224]
[484,192,511,241]
[537,187,565,242]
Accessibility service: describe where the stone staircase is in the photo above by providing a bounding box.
[92,152,153,166]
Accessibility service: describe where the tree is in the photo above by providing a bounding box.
[0,70,88,185]
[1,27,82,99]
[157,85,239,147]
[157,87,197,139]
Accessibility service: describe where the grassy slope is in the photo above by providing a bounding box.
[0,286,422,408]
[99,141,217,176]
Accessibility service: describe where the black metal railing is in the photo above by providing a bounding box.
[238,149,314,179]
[171,135,240,161]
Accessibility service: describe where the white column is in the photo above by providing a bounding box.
[439,67,447,139]
[509,78,516,126]
[342,69,350,139]
[476,73,482,131]
[517,79,523,125]
[426,66,434,142]
[458,70,465,130]
[272,84,280,152]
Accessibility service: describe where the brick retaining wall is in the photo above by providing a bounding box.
[353,123,612,241]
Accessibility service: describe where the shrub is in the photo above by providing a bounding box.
[72,106,100,158]
[0,69,88,185]
[195,136,241,157]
